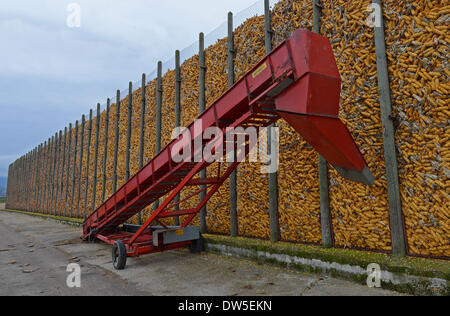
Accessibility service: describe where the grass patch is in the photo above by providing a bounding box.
[0,209,83,226]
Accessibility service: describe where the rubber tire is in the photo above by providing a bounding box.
[112,241,127,270]
[189,236,205,254]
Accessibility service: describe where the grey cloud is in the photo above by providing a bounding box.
[0,0,260,180]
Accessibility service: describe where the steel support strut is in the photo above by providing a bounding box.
[128,162,207,245]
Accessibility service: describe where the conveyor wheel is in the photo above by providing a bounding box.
[112,241,127,270]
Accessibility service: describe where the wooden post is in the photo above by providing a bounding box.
[313,0,333,248]
[113,91,121,193]
[37,146,42,211]
[17,157,20,208]
[18,159,21,208]
[10,161,15,208]
[29,151,33,209]
[227,13,238,237]
[27,151,31,210]
[154,62,163,211]
[199,33,207,233]
[10,161,15,209]
[92,104,101,213]
[264,0,280,243]
[12,160,15,208]
[5,164,12,208]
[35,147,39,210]
[30,150,34,210]
[25,152,29,209]
[25,152,28,209]
[138,75,146,225]
[35,147,40,211]
[44,142,49,214]
[318,155,332,247]
[372,0,406,257]
[70,121,79,217]
[40,140,48,212]
[31,150,35,209]
[17,156,21,208]
[15,159,19,208]
[16,159,19,208]
[27,151,31,209]
[29,150,34,209]
[64,124,73,216]
[155,62,163,155]
[13,161,17,207]
[33,148,38,211]
[32,149,36,210]
[15,160,18,207]
[25,153,29,211]
[84,110,93,218]
[35,145,41,211]
[29,153,34,209]
[49,136,57,213]
[20,155,25,209]
[28,150,33,210]
[46,136,56,214]
[30,149,35,210]
[38,144,44,211]
[24,154,27,209]
[57,128,67,216]
[50,132,59,215]
[34,144,42,211]
[8,162,12,208]
[125,83,133,182]
[28,151,32,209]
[16,158,20,209]
[9,162,13,208]
[30,150,34,209]
[11,161,16,208]
[173,50,181,226]
[46,135,55,214]
[77,115,86,217]
[24,154,27,208]
[42,140,48,212]
[27,152,30,209]
[15,160,19,207]
[21,154,24,208]
[18,156,22,208]
[102,99,110,203]
[53,131,62,213]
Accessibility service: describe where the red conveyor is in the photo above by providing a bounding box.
[83,29,374,269]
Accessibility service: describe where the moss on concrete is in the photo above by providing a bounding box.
[203,234,450,281]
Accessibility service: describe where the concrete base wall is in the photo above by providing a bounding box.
[204,238,449,296]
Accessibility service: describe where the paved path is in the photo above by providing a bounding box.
[0,211,404,296]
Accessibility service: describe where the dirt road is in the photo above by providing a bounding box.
[0,211,403,296]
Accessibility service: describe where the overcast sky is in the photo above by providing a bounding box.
[0,0,265,178]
